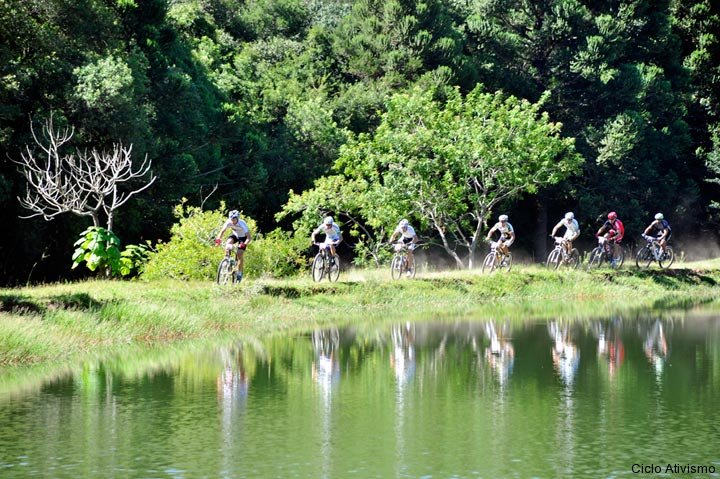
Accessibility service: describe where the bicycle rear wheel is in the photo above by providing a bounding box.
[481,253,496,273]
[635,246,653,269]
[391,255,404,280]
[568,249,581,269]
[587,247,604,269]
[499,253,512,272]
[546,249,561,270]
[216,258,235,285]
[327,255,340,282]
[659,246,674,269]
[312,254,325,282]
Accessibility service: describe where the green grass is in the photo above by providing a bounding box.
[1,264,719,369]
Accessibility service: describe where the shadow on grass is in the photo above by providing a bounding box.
[0,293,104,316]
[629,268,718,287]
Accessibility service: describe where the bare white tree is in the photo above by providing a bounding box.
[15,115,156,231]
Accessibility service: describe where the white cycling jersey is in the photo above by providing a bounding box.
[555,218,580,240]
[223,219,250,238]
[491,221,514,240]
[394,224,417,239]
[315,223,341,242]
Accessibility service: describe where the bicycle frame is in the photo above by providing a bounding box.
[312,243,340,282]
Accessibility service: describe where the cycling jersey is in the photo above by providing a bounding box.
[223,219,250,239]
[649,219,671,234]
[394,224,417,239]
[315,223,341,242]
[555,218,580,240]
[490,221,514,240]
[602,219,624,241]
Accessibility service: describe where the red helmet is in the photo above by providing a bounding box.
[607,211,617,220]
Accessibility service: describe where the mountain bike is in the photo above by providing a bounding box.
[482,241,512,273]
[312,243,340,282]
[546,237,580,270]
[636,235,674,269]
[390,242,416,279]
[216,242,243,285]
[587,236,624,269]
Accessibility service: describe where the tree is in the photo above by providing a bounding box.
[291,85,582,269]
[15,115,156,231]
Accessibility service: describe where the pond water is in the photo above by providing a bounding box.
[1,315,719,478]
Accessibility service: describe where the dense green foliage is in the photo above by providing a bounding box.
[1,0,719,284]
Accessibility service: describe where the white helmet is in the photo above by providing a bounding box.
[654,213,664,220]
[399,219,409,227]
[323,216,334,225]
[228,210,240,220]
[498,214,509,222]
[565,212,574,220]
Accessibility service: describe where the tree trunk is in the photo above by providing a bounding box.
[533,197,548,263]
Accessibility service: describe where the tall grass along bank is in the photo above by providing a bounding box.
[1,266,719,369]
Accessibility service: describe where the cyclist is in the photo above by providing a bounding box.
[215,210,251,282]
[311,216,343,258]
[550,212,580,256]
[389,219,419,276]
[643,213,672,254]
[595,211,624,259]
[486,214,515,257]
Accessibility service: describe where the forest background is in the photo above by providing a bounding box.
[1,0,719,285]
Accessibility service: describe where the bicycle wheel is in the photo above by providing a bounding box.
[391,255,404,280]
[499,253,512,272]
[546,249,561,270]
[327,255,341,282]
[659,246,674,269]
[587,247,604,269]
[568,249,581,269]
[635,246,653,269]
[481,252,497,273]
[407,259,417,278]
[312,254,325,282]
[216,258,235,285]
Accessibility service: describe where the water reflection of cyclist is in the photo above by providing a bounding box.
[596,319,625,378]
[549,321,580,386]
[216,346,251,408]
[311,329,341,394]
[389,219,419,277]
[643,320,668,377]
[390,322,416,386]
[484,321,515,387]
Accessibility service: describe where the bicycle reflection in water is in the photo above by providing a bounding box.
[643,319,669,381]
[595,318,625,378]
[484,321,515,389]
[549,321,580,387]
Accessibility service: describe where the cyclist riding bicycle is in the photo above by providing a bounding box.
[389,219,419,277]
[311,216,343,258]
[486,214,515,257]
[215,210,251,282]
[643,213,672,254]
[595,211,624,257]
[550,212,580,256]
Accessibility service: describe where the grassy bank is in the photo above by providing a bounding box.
[1,264,719,369]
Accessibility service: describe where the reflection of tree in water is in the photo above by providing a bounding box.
[595,318,625,378]
[548,321,580,387]
[643,319,669,381]
[483,321,515,389]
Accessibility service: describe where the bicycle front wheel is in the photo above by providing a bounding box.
[635,246,653,269]
[546,249,561,270]
[312,254,325,282]
[659,246,675,269]
[482,252,496,273]
[216,258,234,285]
[327,255,341,282]
[611,247,625,269]
[587,247,604,269]
[391,255,404,280]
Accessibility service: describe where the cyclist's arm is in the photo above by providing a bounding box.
[311,227,319,243]
[551,221,562,237]
[595,226,605,237]
[506,231,516,245]
[216,225,228,241]
[411,233,419,244]
[389,231,399,243]
[642,224,653,236]
[486,224,497,240]
[243,227,251,245]
[335,231,343,244]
